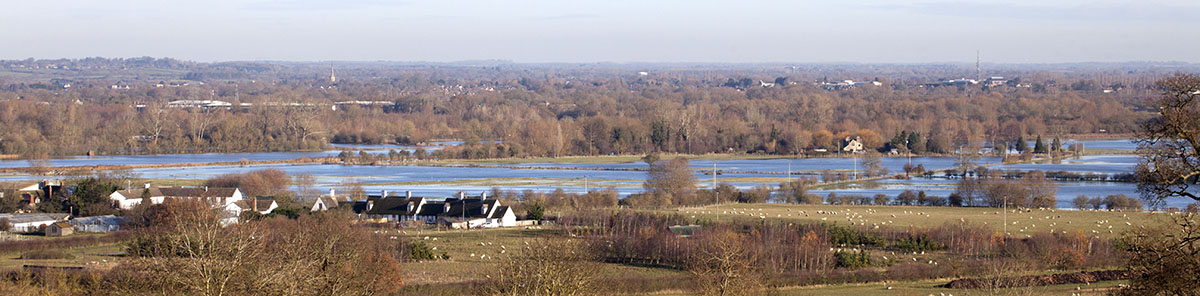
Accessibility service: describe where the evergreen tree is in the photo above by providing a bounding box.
[1015,136,1029,153]
[1034,135,1048,153]
[908,132,926,154]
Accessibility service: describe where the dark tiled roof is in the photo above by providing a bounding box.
[365,197,424,215]
[416,203,445,216]
[490,206,510,219]
[443,199,498,219]
[351,201,370,214]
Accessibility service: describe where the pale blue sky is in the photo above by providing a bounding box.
[2,0,1198,63]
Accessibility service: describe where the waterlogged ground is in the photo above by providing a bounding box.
[3,140,1194,208]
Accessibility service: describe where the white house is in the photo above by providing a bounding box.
[842,136,865,153]
[109,186,243,210]
[222,197,277,225]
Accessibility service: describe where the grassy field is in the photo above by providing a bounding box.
[385,227,684,286]
[668,203,1170,239]
[394,221,1133,295]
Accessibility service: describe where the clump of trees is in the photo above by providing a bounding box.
[956,171,1057,208]
[1072,194,1143,211]
[119,199,403,295]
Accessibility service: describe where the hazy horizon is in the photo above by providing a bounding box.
[3,0,1199,63]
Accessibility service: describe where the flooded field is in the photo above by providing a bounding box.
[2,139,1192,208]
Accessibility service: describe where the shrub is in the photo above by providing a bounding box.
[407,240,437,261]
[1052,247,1084,270]
[827,224,884,247]
[947,193,964,207]
[873,194,890,205]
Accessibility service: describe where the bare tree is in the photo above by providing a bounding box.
[688,230,763,296]
[644,157,697,202]
[1135,73,1200,206]
[489,239,600,296]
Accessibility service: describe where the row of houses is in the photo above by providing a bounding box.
[109,185,276,225]
[355,191,518,229]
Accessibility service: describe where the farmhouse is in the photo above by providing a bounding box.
[842,136,864,153]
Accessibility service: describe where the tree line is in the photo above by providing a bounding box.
[0,59,1158,159]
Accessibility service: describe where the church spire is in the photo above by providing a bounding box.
[330,64,336,83]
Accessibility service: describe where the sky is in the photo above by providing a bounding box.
[1,0,1198,63]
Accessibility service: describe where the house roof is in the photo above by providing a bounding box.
[443,198,498,219]
[51,221,72,228]
[491,206,511,219]
[112,188,161,199]
[233,198,275,212]
[365,196,424,215]
[315,196,339,208]
[159,187,238,198]
[416,203,445,216]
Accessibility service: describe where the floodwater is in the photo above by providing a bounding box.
[1,139,1193,208]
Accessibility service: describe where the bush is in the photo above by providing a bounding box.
[19,249,75,260]
[407,240,437,261]
[827,224,884,247]
[947,193,963,207]
[873,194,890,205]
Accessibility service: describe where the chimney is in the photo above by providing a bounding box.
[329,188,335,198]
[481,191,487,200]
[406,191,412,198]
[382,190,388,197]
[144,183,151,189]
[459,192,465,200]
